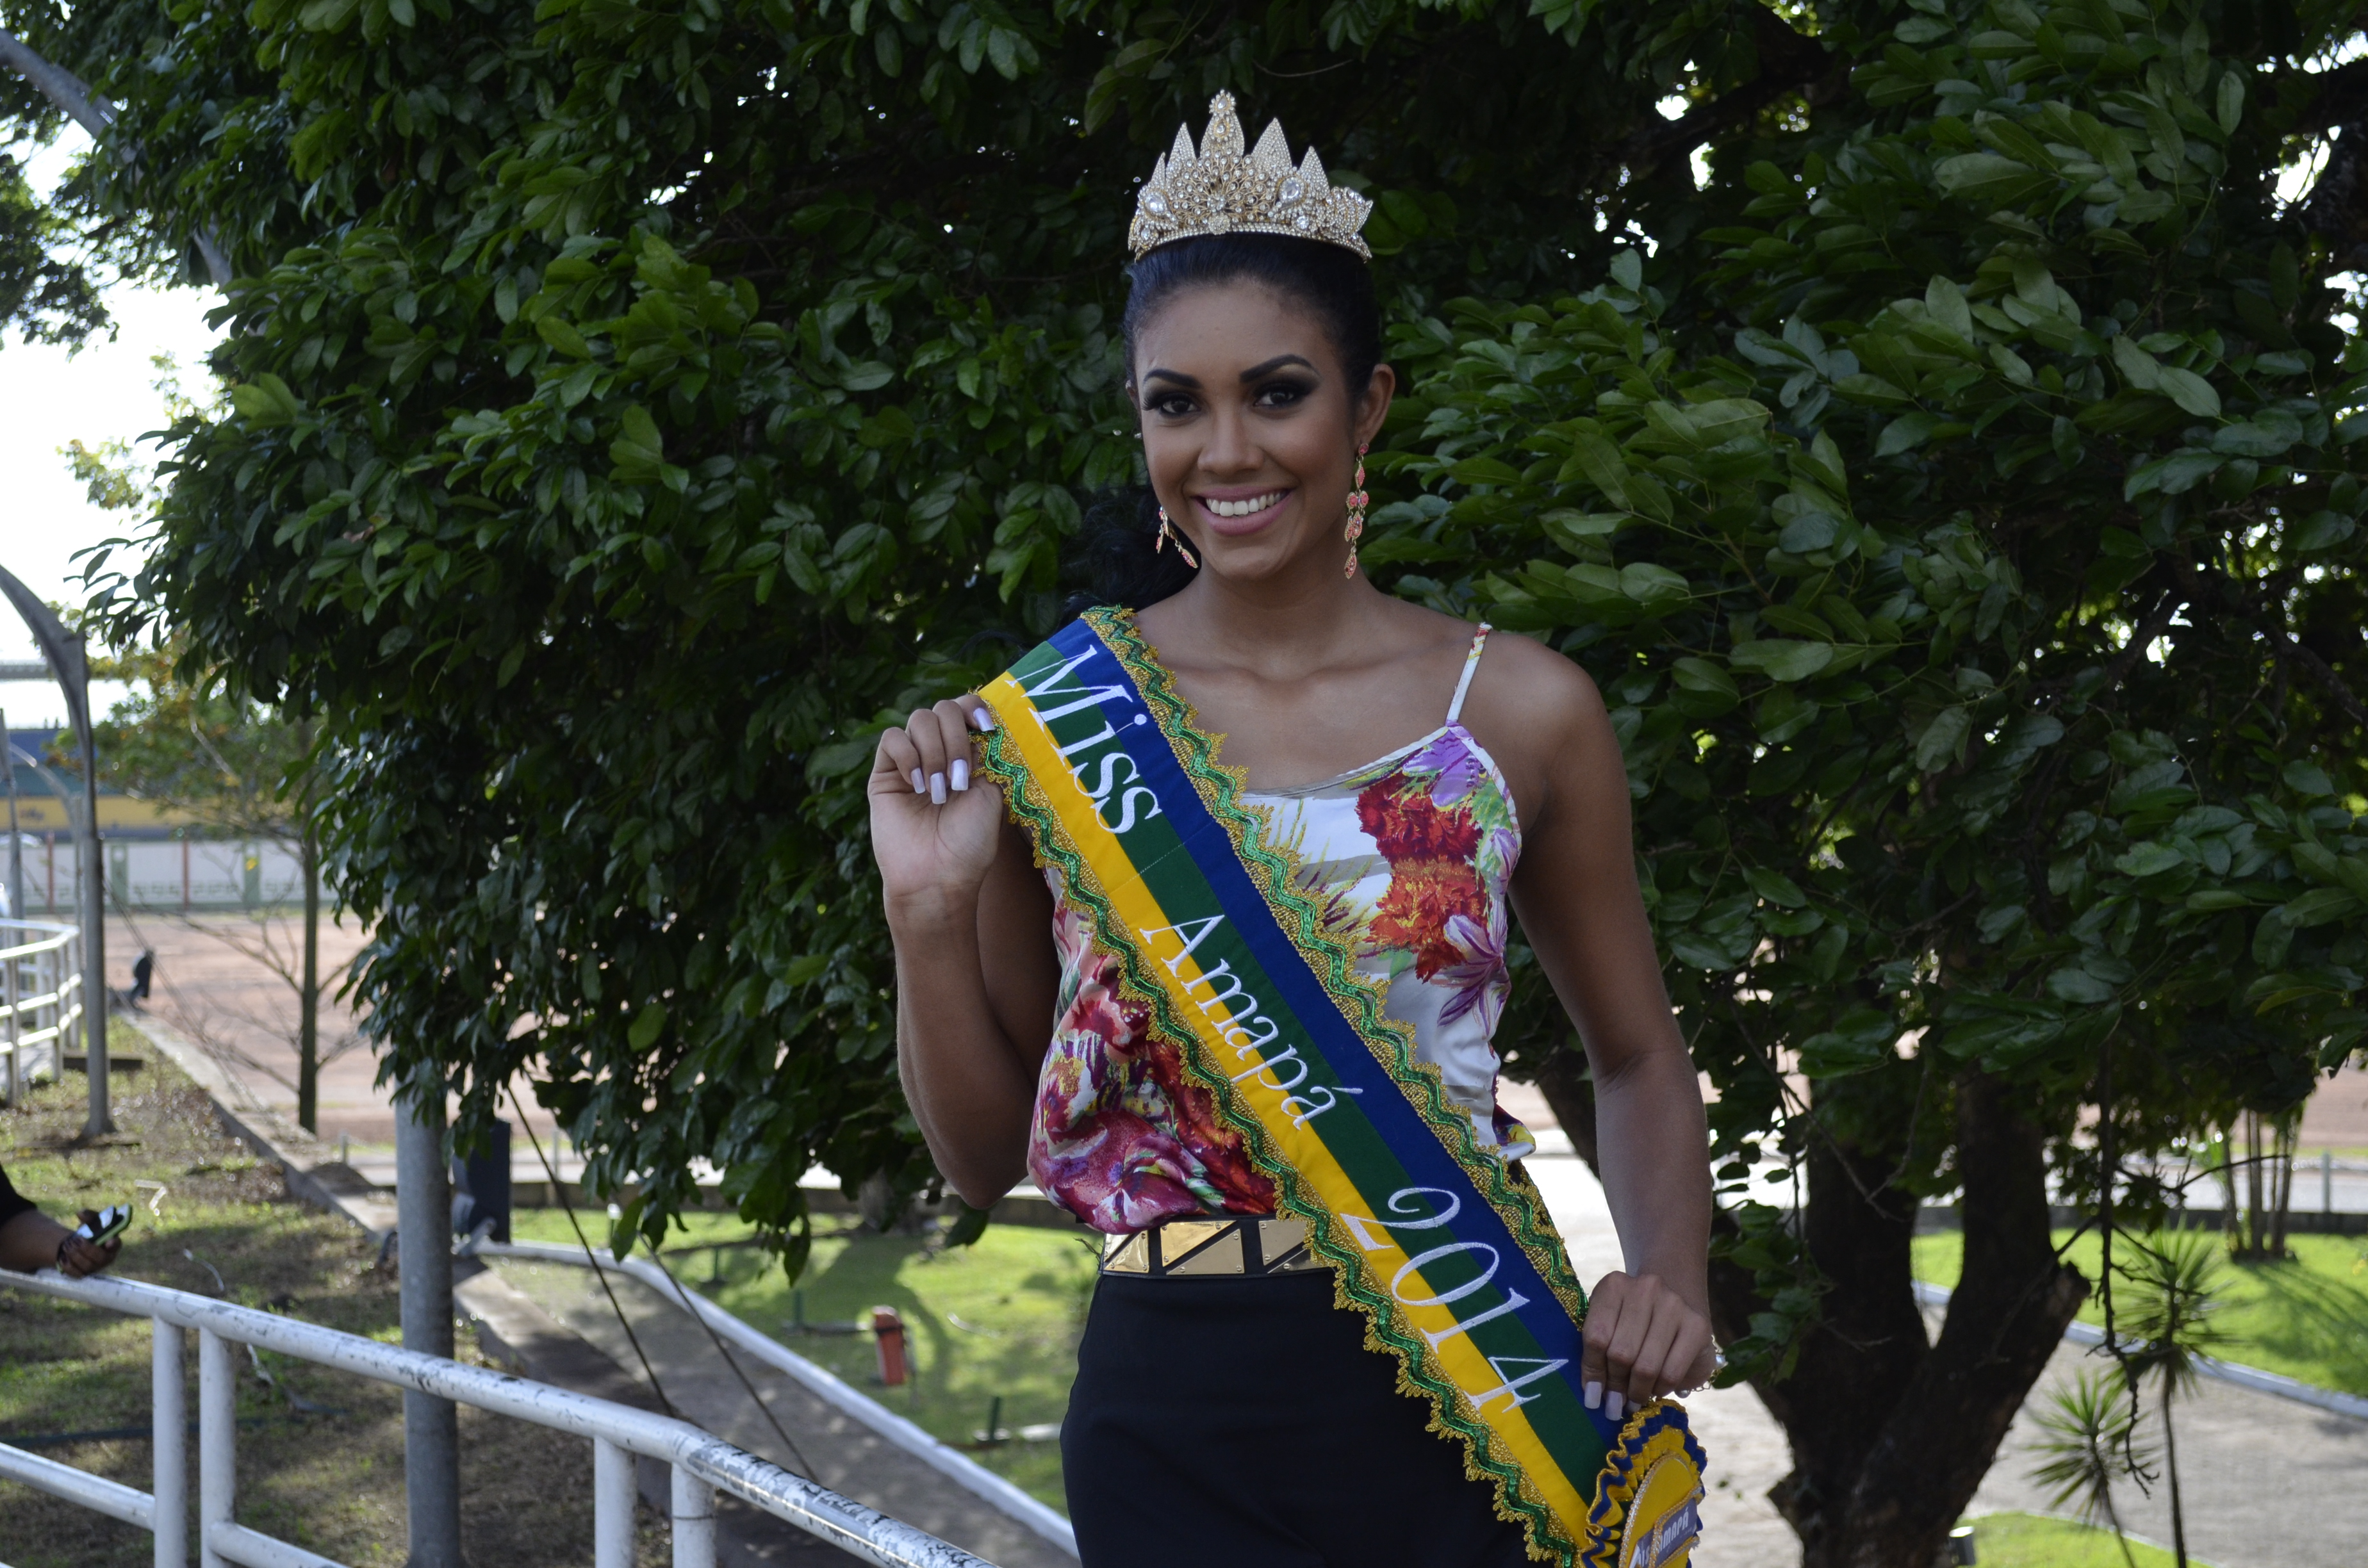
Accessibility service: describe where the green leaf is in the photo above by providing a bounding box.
[1934,153,2051,207]
[1915,706,1973,772]
[536,316,594,359]
[1877,414,1938,457]
[2110,335,2162,391]
[2280,887,2362,927]
[2045,966,2118,1004]
[2155,366,2221,418]
[1731,640,1836,682]
[1670,657,1739,698]
[627,1003,668,1050]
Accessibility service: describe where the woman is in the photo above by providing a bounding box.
[870,93,1714,1567]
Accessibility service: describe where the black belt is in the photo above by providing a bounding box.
[1098,1215,1327,1278]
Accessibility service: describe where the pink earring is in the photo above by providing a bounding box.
[1342,443,1369,579]
[1156,505,1199,568]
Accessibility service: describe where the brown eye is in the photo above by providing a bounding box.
[1254,380,1311,409]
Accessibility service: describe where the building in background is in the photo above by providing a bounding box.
[5,726,313,915]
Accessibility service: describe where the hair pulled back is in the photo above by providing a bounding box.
[1065,232,1383,615]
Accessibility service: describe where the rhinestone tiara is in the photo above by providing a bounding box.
[1128,91,1373,262]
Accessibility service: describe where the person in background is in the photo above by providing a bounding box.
[0,1161,122,1277]
[129,949,154,1008]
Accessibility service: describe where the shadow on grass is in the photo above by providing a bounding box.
[2231,1257,2368,1394]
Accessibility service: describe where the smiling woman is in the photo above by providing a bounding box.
[866,91,1716,1568]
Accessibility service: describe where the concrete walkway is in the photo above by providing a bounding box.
[1969,1326,2368,1568]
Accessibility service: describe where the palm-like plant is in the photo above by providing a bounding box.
[2119,1234,2228,1568]
[2028,1369,2158,1568]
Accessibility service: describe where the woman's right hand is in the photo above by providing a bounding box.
[869,697,1005,917]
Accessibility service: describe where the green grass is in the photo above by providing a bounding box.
[1914,1227,2368,1396]
[1969,1511,2201,1567]
[509,1206,1099,1509]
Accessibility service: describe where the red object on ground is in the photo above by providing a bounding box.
[871,1305,907,1386]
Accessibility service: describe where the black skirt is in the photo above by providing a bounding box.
[1061,1270,1536,1568]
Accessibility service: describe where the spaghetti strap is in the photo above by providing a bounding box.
[1446,623,1492,724]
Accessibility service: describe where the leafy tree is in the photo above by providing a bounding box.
[78,632,341,1130]
[24,0,2368,1562]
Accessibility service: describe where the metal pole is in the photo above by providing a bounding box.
[197,1328,233,1568]
[3,702,24,926]
[593,1438,635,1568]
[154,1319,187,1568]
[396,1075,465,1568]
[77,689,106,1131]
[671,1466,716,1568]
[0,563,107,1131]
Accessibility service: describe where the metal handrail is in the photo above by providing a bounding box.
[0,1266,994,1568]
[0,917,80,1099]
[470,1238,1081,1556]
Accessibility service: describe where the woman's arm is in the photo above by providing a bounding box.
[871,699,1060,1207]
[1481,644,1716,1416]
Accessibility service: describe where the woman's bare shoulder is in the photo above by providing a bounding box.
[1467,626,1607,729]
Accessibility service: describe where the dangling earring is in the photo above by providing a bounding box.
[1156,505,1199,569]
[1342,443,1370,579]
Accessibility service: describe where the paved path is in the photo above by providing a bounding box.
[1969,1325,2368,1568]
[1527,1150,2368,1568]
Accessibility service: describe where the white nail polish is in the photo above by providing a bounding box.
[1584,1381,1603,1410]
[1606,1391,1625,1421]
[929,772,948,805]
[910,769,926,794]
[950,759,969,792]
[971,707,998,733]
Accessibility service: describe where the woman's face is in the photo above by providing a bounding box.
[1129,279,1394,585]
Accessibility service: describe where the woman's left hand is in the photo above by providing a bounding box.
[1581,1270,1718,1422]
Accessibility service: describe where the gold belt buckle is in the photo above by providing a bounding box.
[1099,1216,1322,1277]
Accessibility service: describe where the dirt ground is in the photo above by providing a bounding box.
[0,1045,665,1567]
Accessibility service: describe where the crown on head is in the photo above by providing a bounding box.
[1128,91,1373,262]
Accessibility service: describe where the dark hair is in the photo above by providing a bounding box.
[1064,233,1384,615]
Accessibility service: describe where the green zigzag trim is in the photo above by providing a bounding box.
[1086,609,1591,1316]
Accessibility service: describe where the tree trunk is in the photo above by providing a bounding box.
[1716,1073,2087,1568]
[298,829,320,1134]
[1538,1050,2086,1565]
[2162,1378,2187,1568]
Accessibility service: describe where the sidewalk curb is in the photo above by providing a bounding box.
[119,1010,399,1242]
[1912,1279,2368,1423]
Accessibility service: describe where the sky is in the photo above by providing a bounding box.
[0,131,224,734]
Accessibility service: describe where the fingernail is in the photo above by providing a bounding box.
[1606,1391,1625,1421]
[930,772,948,804]
[951,759,969,792]
[1584,1381,1603,1410]
[971,707,998,733]
[910,769,926,794]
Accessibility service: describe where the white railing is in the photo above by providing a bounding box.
[470,1239,1081,1557]
[0,1267,994,1568]
[0,917,81,1101]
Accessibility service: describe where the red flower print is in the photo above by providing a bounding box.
[1357,778,1483,865]
[1371,858,1488,979]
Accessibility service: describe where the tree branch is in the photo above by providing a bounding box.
[2274,58,2368,140]
[2167,554,2368,730]
[1615,10,1841,180]
[0,28,232,286]
[0,28,111,140]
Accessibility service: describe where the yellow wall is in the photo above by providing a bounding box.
[3,796,201,833]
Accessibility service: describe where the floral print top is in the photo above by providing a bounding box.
[1028,626,1534,1234]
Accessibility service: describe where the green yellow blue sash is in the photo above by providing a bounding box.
[974,609,1705,1567]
